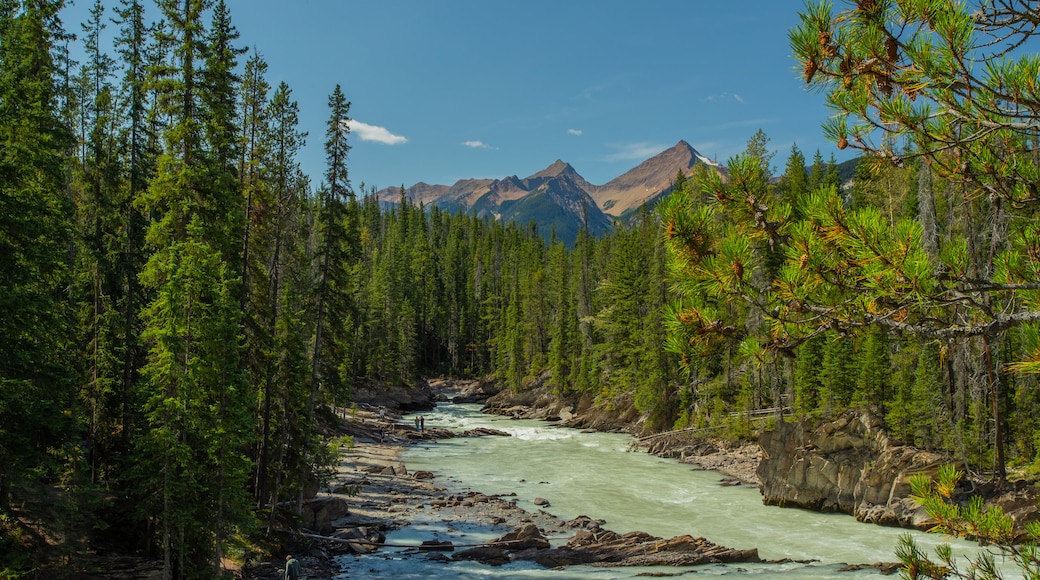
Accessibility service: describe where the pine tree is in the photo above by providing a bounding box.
[238,52,269,312]
[791,0,1040,480]
[0,0,77,509]
[546,238,576,391]
[793,335,824,415]
[250,79,309,512]
[110,0,153,473]
[819,335,855,416]
[70,0,128,485]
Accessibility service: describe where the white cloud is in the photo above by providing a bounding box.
[462,140,491,149]
[704,92,745,105]
[604,142,668,162]
[567,128,583,136]
[341,119,407,145]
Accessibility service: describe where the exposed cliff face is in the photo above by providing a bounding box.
[758,409,950,528]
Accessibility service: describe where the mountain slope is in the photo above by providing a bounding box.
[373,140,721,244]
[500,171,612,241]
[590,140,717,217]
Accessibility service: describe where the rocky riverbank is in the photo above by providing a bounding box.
[242,401,765,578]
[242,379,1039,578]
[471,377,1040,535]
[475,377,762,485]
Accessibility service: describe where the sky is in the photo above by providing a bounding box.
[61,0,851,192]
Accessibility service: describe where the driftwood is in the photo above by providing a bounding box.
[298,531,487,550]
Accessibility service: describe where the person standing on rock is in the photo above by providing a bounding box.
[284,554,301,580]
[420,415,425,431]
[414,417,420,430]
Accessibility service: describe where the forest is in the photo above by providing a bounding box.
[2,0,1040,578]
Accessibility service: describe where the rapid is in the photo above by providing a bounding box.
[336,402,1020,578]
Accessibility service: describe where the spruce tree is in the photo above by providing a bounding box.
[71,0,127,484]
[0,0,77,509]
[546,238,575,391]
[855,327,890,411]
[311,84,354,408]
[792,335,824,415]
[134,0,252,574]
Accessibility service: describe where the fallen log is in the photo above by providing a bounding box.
[298,531,475,549]
[419,539,455,552]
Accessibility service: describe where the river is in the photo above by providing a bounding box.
[335,402,1019,579]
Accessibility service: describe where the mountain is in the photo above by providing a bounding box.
[374,140,721,244]
[590,140,721,217]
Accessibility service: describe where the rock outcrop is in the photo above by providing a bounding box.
[301,496,351,534]
[452,522,761,568]
[482,375,640,433]
[350,378,436,412]
[758,409,950,528]
[430,377,502,403]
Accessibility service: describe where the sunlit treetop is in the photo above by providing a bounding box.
[790,0,1040,209]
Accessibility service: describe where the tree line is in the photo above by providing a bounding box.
[4,0,1040,577]
[0,0,680,576]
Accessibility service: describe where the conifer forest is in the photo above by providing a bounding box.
[3,0,1040,577]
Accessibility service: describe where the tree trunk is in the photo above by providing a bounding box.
[0,471,10,510]
[982,336,1006,484]
[917,163,939,261]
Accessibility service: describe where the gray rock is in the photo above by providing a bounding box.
[491,523,550,550]
[301,496,351,534]
[758,409,950,528]
[452,546,509,566]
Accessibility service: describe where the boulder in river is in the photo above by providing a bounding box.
[452,546,510,566]
[476,523,760,568]
[492,523,551,550]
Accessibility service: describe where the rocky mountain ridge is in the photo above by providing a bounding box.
[375,140,722,244]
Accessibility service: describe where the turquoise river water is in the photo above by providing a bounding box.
[334,403,1020,579]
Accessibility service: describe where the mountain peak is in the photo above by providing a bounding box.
[588,139,721,216]
[528,159,576,179]
[673,139,722,168]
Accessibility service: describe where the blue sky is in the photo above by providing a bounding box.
[62,0,849,191]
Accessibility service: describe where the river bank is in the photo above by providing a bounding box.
[242,399,773,579]
[241,378,1039,578]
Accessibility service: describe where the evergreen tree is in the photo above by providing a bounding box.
[238,51,269,311]
[311,84,356,407]
[792,334,824,416]
[71,0,127,484]
[0,0,77,509]
[111,0,153,473]
[855,327,890,411]
[134,1,252,574]
[778,143,808,216]
[819,335,854,416]
[248,78,310,513]
[546,237,576,391]
[790,0,1040,480]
